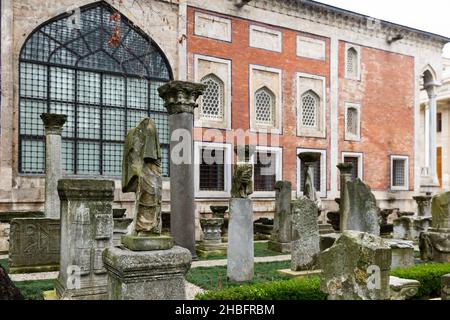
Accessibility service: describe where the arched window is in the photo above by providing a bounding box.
[346,47,358,79]
[19,2,172,176]
[200,74,224,121]
[301,90,319,128]
[255,87,275,126]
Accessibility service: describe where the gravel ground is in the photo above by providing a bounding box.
[192,254,291,268]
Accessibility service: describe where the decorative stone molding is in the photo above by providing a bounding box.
[40,113,67,135]
[57,179,115,201]
[158,81,205,115]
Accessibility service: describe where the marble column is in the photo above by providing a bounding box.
[158,81,205,259]
[41,113,67,219]
[337,163,354,232]
[425,83,440,187]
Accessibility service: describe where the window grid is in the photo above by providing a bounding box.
[199,148,225,191]
[392,159,406,187]
[254,152,276,192]
[18,3,172,177]
[200,74,224,121]
[346,48,358,78]
[255,87,275,126]
[346,107,358,136]
[301,91,318,128]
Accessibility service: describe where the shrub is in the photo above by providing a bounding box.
[391,263,450,299]
[196,277,327,300]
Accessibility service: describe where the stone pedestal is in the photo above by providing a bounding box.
[227,198,254,282]
[9,218,60,273]
[419,192,450,263]
[393,216,431,241]
[442,274,450,300]
[210,206,229,242]
[103,246,191,300]
[158,81,205,259]
[384,239,414,269]
[291,197,320,271]
[41,113,67,219]
[320,231,392,300]
[196,218,227,258]
[268,181,292,253]
[389,276,420,300]
[56,179,114,300]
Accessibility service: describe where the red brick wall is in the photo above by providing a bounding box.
[338,42,415,191]
[187,6,415,193]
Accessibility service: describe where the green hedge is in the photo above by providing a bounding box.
[196,277,327,300]
[391,263,450,298]
[197,263,450,300]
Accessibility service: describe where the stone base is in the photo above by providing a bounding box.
[103,246,191,300]
[267,240,291,253]
[196,242,227,258]
[419,229,450,263]
[55,276,108,300]
[9,264,59,274]
[384,239,415,269]
[121,235,174,251]
[389,276,420,300]
[393,216,431,241]
[277,269,322,278]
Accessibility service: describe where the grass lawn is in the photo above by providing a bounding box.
[198,241,286,261]
[186,260,291,291]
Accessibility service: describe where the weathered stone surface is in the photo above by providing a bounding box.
[442,274,450,300]
[121,235,173,251]
[158,81,205,115]
[384,239,414,269]
[393,216,431,241]
[0,223,10,254]
[389,276,420,300]
[320,233,340,252]
[122,117,162,236]
[269,181,292,253]
[9,218,60,273]
[103,246,191,300]
[431,192,450,229]
[298,152,321,208]
[210,206,228,219]
[231,164,253,198]
[291,197,320,271]
[197,218,227,257]
[345,179,381,236]
[320,231,392,300]
[337,163,353,233]
[41,113,67,220]
[413,196,432,217]
[227,198,254,282]
[0,265,24,300]
[0,211,45,223]
[56,179,114,300]
[113,217,133,247]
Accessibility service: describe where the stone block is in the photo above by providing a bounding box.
[269,181,292,253]
[227,198,254,282]
[121,235,174,251]
[103,246,191,300]
[320,231,392,300]
[291,197,320,271]
[384,239,415,269]
[389,276,420,300]
[9,218,60,273]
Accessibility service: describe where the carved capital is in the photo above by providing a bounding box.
[40,113,67,135]
[337,162,354,175]
[158,81,205,115]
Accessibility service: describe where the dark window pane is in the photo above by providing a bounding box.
[344,156,359,180]
[300,158,321,192]
[437,113,442,133]
[199,148,225,191]
[254,152,276,192]
[393,159,406,187]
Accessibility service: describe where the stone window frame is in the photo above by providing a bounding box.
[344,43,361,81]
[390,155,409,191]
[249,65,283,134]
[250,146,283,198]
[254,86,276,127]
[296,35,326,61]
[249,25,283,53]
[344,102,361,141]
[296,72,326,138]
[194,141,232,198]
[194,12,232,43]
[341,152,364,180]
[296,147,327,198]
[194,54,232,130]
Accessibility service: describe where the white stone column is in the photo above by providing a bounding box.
[41,113,67,219]
[425,83,440,187]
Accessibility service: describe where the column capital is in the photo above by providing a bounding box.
[298,152,321,167]
[158,81,205,115]
[40,113,67,135]
[337,162,353,175]
[424,80,441,99]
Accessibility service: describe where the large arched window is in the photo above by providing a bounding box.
[301,90,319,128]
[200,74,224,121]
[255,87,275,126]
[19,2,172,177]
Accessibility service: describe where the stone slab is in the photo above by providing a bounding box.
[277,269,322,278]
[227,198,254,282]
[384,239,415,269]
[121,235,174,251]
[389,276,420,300]
[103,246,191,300]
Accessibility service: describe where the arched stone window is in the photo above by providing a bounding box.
[255,87,275,126]
[301,90,319,128]
[19,2,172,176]
[200,74,224,121]
[346,47,359,79]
